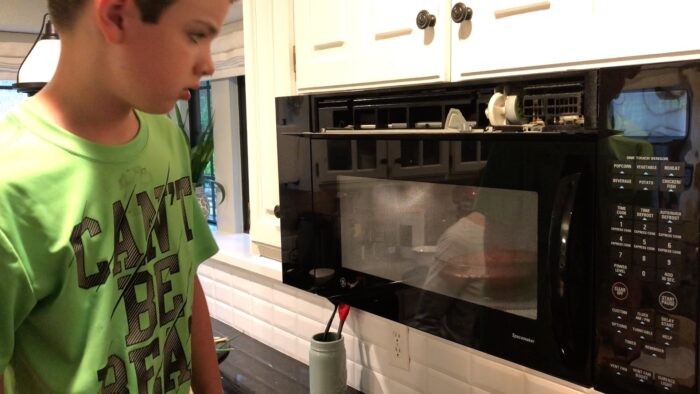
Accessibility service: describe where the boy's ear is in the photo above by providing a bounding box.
[95,0,130,43]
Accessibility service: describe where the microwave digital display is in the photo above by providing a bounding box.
[608,88,689,139]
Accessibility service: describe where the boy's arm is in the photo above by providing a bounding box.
[190,275,223,394]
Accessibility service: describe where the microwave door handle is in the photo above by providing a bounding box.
[547,172,580,362]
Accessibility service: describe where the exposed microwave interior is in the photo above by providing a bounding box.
[310,73,594,133]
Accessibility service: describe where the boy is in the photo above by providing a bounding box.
[0,0,232,392]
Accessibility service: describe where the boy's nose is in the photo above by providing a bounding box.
[197,52,215,77]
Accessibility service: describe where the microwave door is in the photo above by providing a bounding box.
[548,172,583,365]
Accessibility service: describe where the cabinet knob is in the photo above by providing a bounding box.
[416,10,436,30]
[451,3,473,23]
[273,205,281,218]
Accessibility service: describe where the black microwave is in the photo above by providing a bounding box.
[275,62,700,393]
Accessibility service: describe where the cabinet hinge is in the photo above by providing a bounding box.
[292,45,297,75]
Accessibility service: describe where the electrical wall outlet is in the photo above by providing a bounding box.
[389,324,410,370]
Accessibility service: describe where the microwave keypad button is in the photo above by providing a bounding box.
[661,162,684,177]
[612,334,638,353]
[631,367,654,385]
[633,235,656,252]
[612,160,634,175]
[657,290,679,312]
[611,306,630,321]
[655,374,681,393]
[612,218,634,233]
[632,325,654,341]
[635,176,658,191]
[657,223,682,240]
[610,320,629,334]
[657,239,683,255]
[621,335,641,351]
[658,268,680,287]
[611,233,633,248]
[659,209,682,223]
[612,204,633,219]
[611,262,631,278]
[660,177,684,192]
[633,265,656,283]
[633,221,656,236]
[657,254,682,270]
[657,314,680,332]
[633,251,656,267]
[635,161,659,176]
[611,176,634,190]
[635,207,657,222]
[607,361,630,378]
[656,330,679,347]
[642,342,667,358]
[611,281,630,302]
[611,247,632,264]
[633,310,655,327]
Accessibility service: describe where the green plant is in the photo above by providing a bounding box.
[174,105,226,204]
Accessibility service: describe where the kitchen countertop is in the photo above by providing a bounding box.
[212,319,361,393]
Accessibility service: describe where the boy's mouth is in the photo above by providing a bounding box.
[180,89,192,101]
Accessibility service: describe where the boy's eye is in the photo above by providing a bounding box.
[188,32,207,43]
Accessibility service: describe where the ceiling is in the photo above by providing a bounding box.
[0,0,243,34]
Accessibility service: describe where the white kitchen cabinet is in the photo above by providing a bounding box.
[295,0,450,92]
[591,0,700,63]
[450,0,594,80]
[243,0,295,255]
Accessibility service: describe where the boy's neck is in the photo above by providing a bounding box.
[32,47,140,146]
[34,84,140,146]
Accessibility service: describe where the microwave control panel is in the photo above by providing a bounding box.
[597,155,699,394]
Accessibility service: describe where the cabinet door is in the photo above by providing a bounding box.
[295,0,449,92]
[294,0,354,91]
[592,0,700,61]
[451,0,594,80]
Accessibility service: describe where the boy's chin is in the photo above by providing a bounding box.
[136,100,179,115]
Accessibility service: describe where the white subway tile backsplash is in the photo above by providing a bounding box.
[202,259,594,394]
[295,292,330,322]
[197,263,217,280]
[272,327,297,359]
[470,355,525,394]
[249,279,275,302]
[525,374,585,394]
[251,297,275,324]
[295,314,325,341]
[249,316,274,343]
[232,288,252,314]
[409,329,470,382]
[361,369,422,394]
[272,283,297,311]
[272,305,296,334]
[427,367,471,394]
[213,281,232,303]
[216,302,235,328]
[295,336,311,364]
[470,386,491,394]
[231,307,252,335]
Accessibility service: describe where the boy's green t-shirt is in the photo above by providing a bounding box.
[0,99,218,393]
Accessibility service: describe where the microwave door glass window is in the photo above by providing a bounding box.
[337,176,538,320]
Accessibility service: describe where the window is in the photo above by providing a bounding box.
[186,77,249,233]
[188,81,218,224]
[0,80,27,119]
